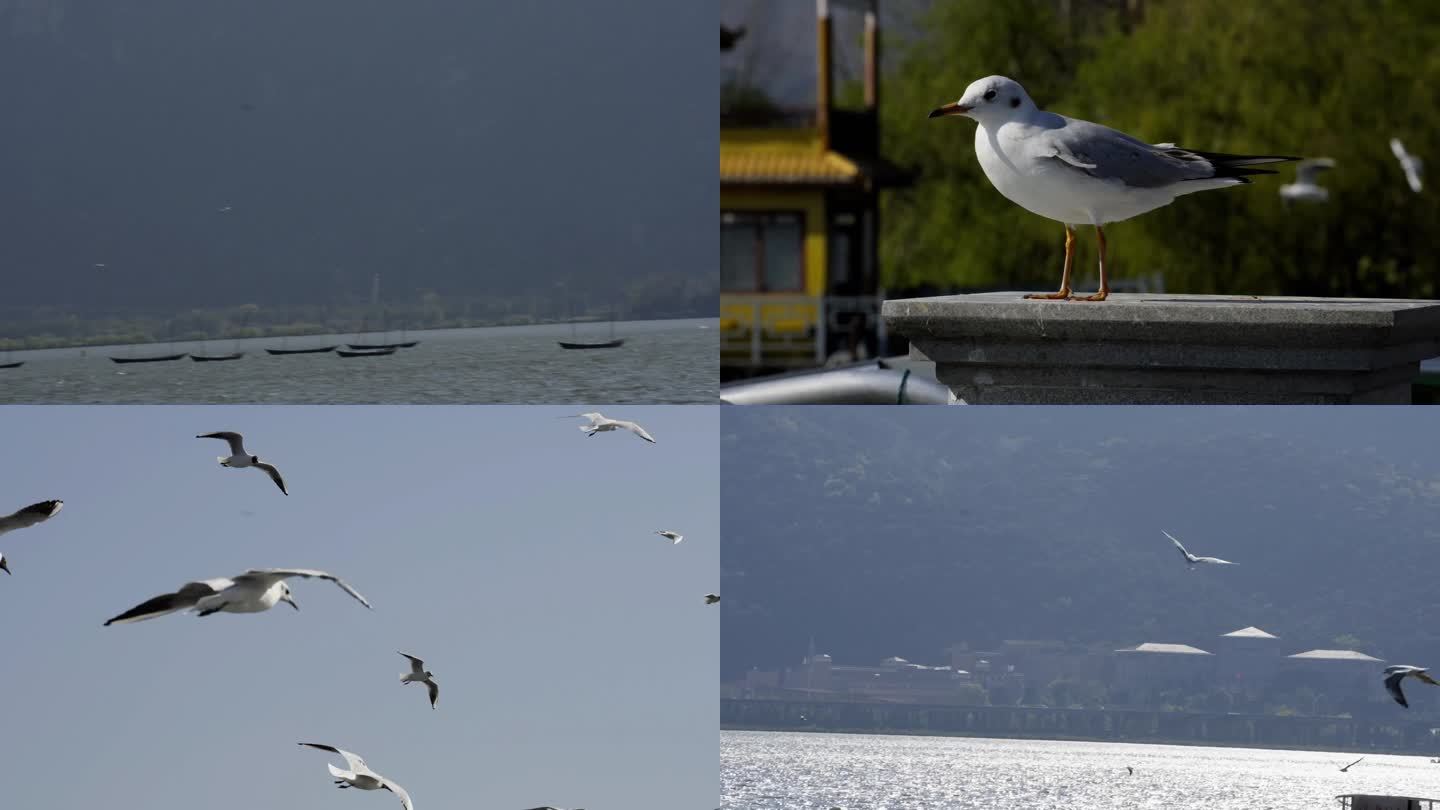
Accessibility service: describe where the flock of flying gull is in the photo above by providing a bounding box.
[0,410,714,810]
[930,75,1426,301]
[1162,530,1438,721]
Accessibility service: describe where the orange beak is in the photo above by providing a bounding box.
[928,101,971,118]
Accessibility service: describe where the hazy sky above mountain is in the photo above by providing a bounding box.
[0,405,718,809]
[0,1,716,310]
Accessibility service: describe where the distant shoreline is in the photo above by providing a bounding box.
[0,315,716,353]
[721,724,1439,759]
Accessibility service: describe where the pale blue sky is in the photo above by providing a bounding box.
[0,405,717,810]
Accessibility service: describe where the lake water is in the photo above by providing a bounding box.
[0,318,716,403]
[722,730,1440,809]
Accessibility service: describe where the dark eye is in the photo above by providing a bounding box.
[1010,97,1020,108]
[983,89,996,101]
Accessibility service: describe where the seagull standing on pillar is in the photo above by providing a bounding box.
[299,743,413,810]
[1163,530,1235,568]
[399,652,439,709]
[1384,665,1440,708]
[196,431,288,495]
[929,75,1297,301]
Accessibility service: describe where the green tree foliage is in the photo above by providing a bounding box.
[880,0,1440,296]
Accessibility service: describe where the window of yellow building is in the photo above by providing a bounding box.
[721,211,805,293]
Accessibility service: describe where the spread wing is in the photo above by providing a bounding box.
[1294,158,1335,185]
[240,568,372,609]
[0,499,63,536]
[299,742,369,775]
[197,431,246,455]
[427,679,439,709]
[399,651,426,673]
[381,779,413,810]
[1162,531,1194,562]
[619,420,656,443]
[1385,670,1411,707]
[104,578,232,626]
[254,461,288,495]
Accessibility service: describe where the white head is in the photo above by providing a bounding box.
[929,75,1037,125]
[279,582,298,610]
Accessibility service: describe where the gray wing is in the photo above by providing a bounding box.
[427,679,439,709]
[299,742,369,774]
[381,779,413,810]
[399,651,426,673]
[1195,555,1235,565]
[254,461,288,495]
[1042,120,1214,188]
[240,568,372,609]
[1295,158,1335,184]
[0,499,63,535]
[618,420,656,443]
[1044,118,1292,188]
[1385,670,1410,707]
[104,577,232,626]
[197,431,246,455]
[1162,530,1194,562]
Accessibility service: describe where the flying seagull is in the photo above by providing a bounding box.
[399,652,439,709]
[656,530,683,545]
[1126,766,1133,776]
[705,594,720,605]
[197,431,288,495]
[1391,138,1424,193]
[930,75,1297,300]
[560,412,656,443]
[299,743,413,810]
[1163,530,1235,567]
[0,500,63,576]
[1278,158,1336,205]
[720,24,746,51]
[104,567,371,626]
[0,499,63,536]
[1339,756,1365,772]
[1384,665,1440,708]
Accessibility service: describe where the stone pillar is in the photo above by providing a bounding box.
[882,292,1440,404]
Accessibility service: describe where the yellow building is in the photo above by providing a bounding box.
[720,0,906,379]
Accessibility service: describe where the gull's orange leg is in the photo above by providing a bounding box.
[1073,225,1110,302]
[1025,225,1075,300]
